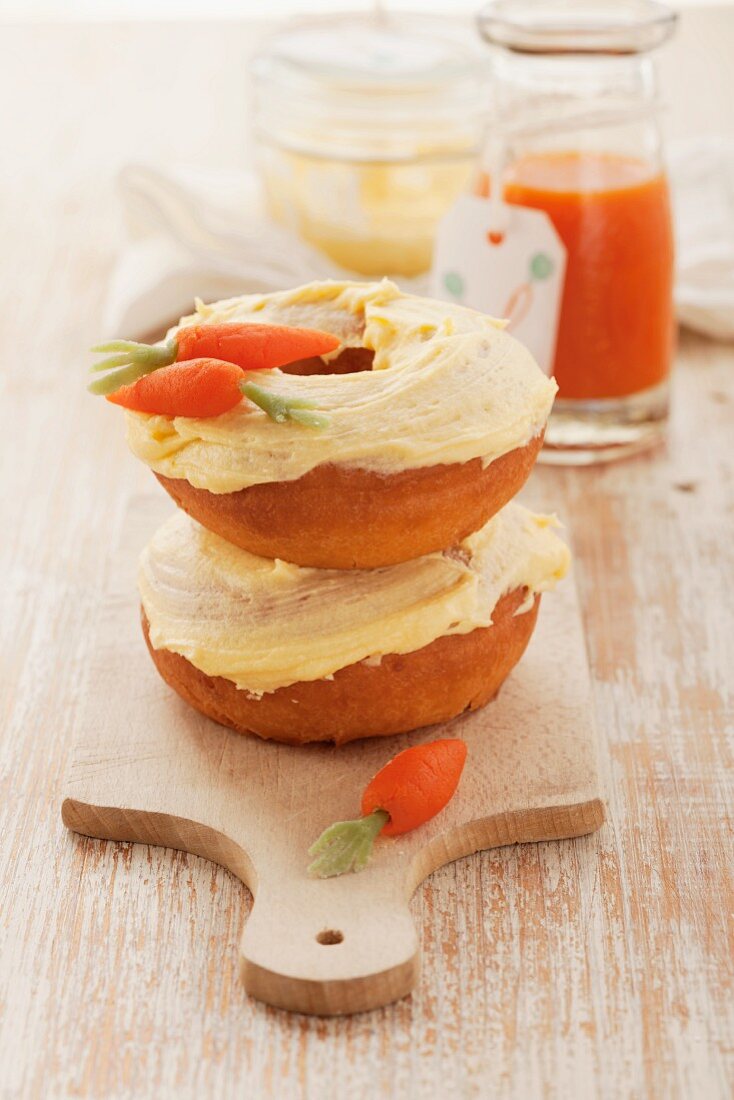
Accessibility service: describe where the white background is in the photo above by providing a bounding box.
[0,0,724,19]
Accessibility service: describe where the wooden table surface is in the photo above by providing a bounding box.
[1,11,732,1099]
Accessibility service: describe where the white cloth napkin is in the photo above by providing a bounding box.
[104,164,425,339]
[669,137,734,341]
[106,143,734,341]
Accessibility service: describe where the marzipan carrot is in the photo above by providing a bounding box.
[88,322,341,396]
[175,324,341,371]
[104,358,331,427]
[361,739,468,836]
[106,358,245,418]
[308,739,468,878]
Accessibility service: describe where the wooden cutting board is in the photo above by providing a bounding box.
[62,494,604,1017]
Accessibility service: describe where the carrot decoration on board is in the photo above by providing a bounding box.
[88,322,341,397]
[308,739,468,878]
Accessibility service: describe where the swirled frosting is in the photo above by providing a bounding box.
[139,503,570,696]
[125,280,557,493]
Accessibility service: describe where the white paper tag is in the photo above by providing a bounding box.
[431,195,567,376]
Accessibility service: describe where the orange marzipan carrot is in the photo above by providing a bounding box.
[308,739,468,877]
[89,322,342,399]
[106,358,245,418]
[175,323,341,371]
[361,739,468,836]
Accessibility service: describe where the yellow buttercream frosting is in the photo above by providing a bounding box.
[125,280,557,493]
[139,503,570,696]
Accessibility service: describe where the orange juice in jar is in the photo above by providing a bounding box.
[478,0,678,463]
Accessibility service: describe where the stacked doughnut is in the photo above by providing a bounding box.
[126,280,570,744]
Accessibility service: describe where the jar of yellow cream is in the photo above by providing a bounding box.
[251,14,491,277]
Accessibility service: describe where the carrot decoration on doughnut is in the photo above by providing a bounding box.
[106,359,247,418]
[241,381,329,429]
[308,739,468,878]
[88,321,340,397]
[101,358,329,427]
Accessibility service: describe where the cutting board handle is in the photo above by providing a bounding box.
[239,875,420,1016]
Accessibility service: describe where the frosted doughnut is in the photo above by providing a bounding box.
[125,280,557,569]
[139,503,570,744]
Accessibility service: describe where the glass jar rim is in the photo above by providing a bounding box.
[251,13,492,160]
[253,12,491,97]
[477,0,677,56]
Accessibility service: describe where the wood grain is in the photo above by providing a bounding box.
[0,12,733,1099]
[60,491,602,1015]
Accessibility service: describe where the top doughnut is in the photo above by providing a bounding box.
[124,279,557,568]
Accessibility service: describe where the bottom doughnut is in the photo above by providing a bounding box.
[141,586,540,746]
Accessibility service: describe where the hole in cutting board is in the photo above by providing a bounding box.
[316,929,344,946]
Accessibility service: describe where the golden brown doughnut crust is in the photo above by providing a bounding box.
[141,587,540,746]
[155,433,544,570]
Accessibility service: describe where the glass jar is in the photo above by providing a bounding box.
[478,0,678,464]
[251,14,491,278]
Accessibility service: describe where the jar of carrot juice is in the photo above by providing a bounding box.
[477,0,678,463]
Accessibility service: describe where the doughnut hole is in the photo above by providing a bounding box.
[282,346,375,376]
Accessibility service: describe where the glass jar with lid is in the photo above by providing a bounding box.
[478,0,678,463]
[251,14,491,278]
